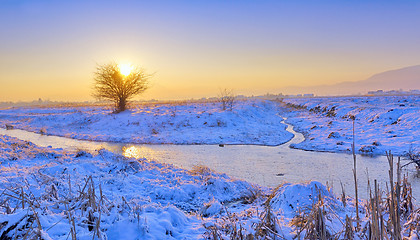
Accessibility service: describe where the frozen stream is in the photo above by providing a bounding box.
[1,122,419,201]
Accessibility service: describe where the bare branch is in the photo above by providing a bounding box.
[92,62,150,113]
[218,88,235,111]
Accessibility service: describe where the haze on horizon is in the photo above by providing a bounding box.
[1,0,420,102]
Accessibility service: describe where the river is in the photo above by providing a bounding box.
[1,121,419,201]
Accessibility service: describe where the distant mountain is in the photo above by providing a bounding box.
[281,65,420,96]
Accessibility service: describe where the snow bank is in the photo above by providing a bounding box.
[0,100,293,146]
[283,95,420,156]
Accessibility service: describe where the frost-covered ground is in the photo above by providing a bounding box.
[283,95,420,156]
[0,100,293,146]
[1,97,420,238]
[0,134,252,239]
[1,135,419,239]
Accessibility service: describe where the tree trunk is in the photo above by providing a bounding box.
[116,98,126,113]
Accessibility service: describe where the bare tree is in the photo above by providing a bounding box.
[218,88,235,111]
[93,62,150,113]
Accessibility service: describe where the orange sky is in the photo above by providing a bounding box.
[1,1,420,101]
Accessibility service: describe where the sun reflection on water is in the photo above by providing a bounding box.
[122,145,157,160]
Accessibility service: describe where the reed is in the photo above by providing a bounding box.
[0,174,111,239]
[351,116,360,230]
[290,188,334,240]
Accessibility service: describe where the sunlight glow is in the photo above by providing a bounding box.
[123,146,141,158]
[118,64,133,76]
[122,145,157,161]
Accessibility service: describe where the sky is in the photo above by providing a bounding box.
[1,0,420,101]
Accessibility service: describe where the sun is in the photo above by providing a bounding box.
[118,63,133,76]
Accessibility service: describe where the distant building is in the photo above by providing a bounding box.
[367,89,420,96]
[368,90,383,95]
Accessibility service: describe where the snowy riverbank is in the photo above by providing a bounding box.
[0,100,293,146]
[0,134,251,239]
[282,95,420,156]
[1,96,418,157]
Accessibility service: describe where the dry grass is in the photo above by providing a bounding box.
[190,165,214,176]
[204,149,420,240]
[358,152,418,239]
[203,202,284,240]
[289,187,335,240]
[0,175,109,239]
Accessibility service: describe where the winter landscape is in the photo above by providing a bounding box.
[2,1,420,239]
[1,97,420,239]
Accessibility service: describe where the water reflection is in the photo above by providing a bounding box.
[122,145,158,160]
[122,146,142,158]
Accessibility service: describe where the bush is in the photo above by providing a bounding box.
[218,88,235,111]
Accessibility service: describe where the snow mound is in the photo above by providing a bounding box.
[269,181,337,216]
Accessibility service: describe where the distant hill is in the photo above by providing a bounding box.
[281,65,420,96]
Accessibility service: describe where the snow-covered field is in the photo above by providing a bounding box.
[0,100,293,146]
[282,95,420,156]
[1,135,418,239]
[1,98,420,238]
[2,96,418,157]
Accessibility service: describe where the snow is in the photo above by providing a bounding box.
[1,134,419,239]
[1,97,420,238]
[283,95,420,156]
[0,100,293,146]
[269,181,336,217]
[2,96,417,156]
[0,134,251,239]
